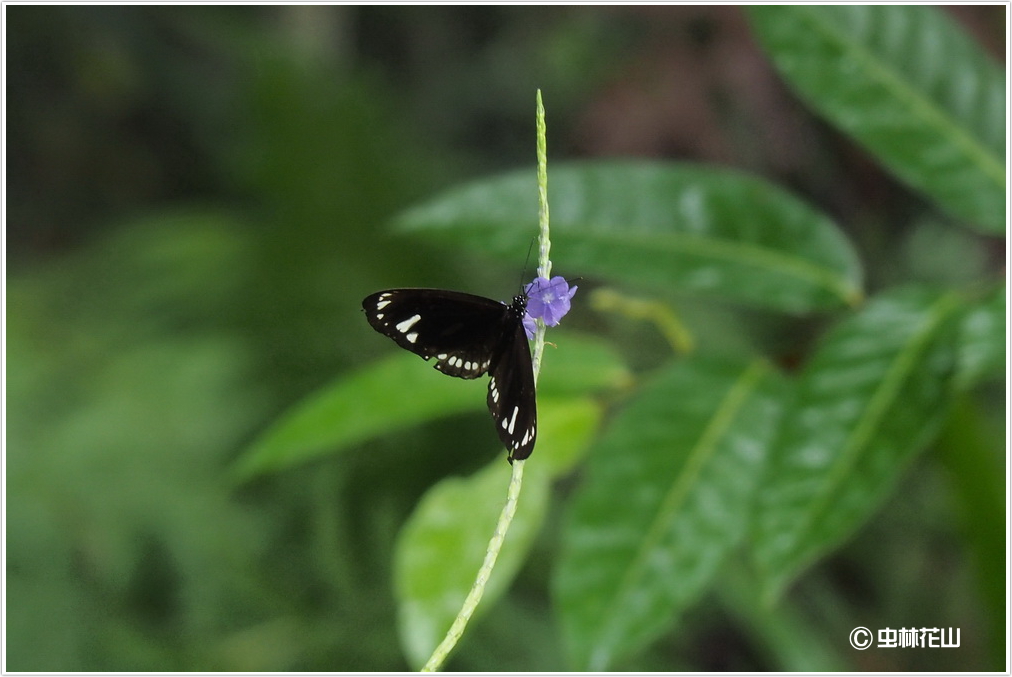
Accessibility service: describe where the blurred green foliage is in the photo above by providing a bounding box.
[6,5,1005,672]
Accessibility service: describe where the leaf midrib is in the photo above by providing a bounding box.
[789,291,961,563]
[559,226,862,306]
[591,360,772,665]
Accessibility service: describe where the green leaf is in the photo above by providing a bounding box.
[752,287,963,600]
[534,396,603,477]
[537,331,634,398]
[233,333,625,481]
[954,284,1005,390]
[396,161,863,313]
[935,397,1006,670]
[231,351,485,481]
[394,460,551,669]
[394,395,601,668]
[748,6,1005,234]
[554,358,788,670]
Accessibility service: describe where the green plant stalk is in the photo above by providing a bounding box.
[421,90,551,672]
[588,287,695,355]
[531,88,551,377]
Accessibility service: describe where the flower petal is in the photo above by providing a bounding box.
[524,275,577,327]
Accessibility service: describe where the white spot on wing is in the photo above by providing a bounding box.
[503,406,519,435]
[405,332,418,344]
[375,295,392,310]
[395,314,421,334]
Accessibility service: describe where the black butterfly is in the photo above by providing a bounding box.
[361,288,536,463]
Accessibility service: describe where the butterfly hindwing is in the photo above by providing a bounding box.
[487,315,537,463]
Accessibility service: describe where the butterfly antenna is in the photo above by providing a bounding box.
[518,237,539,297]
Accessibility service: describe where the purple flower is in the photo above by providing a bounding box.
[523,275,578,338]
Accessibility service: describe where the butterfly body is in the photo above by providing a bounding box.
[362,288,537,462]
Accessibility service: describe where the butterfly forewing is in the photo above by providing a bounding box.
[363,289,509,379]
[362,288,538,462]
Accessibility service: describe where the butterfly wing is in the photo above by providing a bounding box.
[487,311,537,463]
[362,289,509,379]
[363,288,538,462]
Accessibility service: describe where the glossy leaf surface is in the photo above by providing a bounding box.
[396,162,863,312]
[954,285,1006,390]
[749,6,1005,233]
[752,287,963,599]
[555,358,787,670]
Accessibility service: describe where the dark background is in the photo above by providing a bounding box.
[5,5,1005,671]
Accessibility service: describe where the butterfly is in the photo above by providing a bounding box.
[361,288,536,463]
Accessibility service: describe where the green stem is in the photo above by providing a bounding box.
[421,461,525,672]
[588,287,695,355]
[420,89,551,672]
[531,88,550,381]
